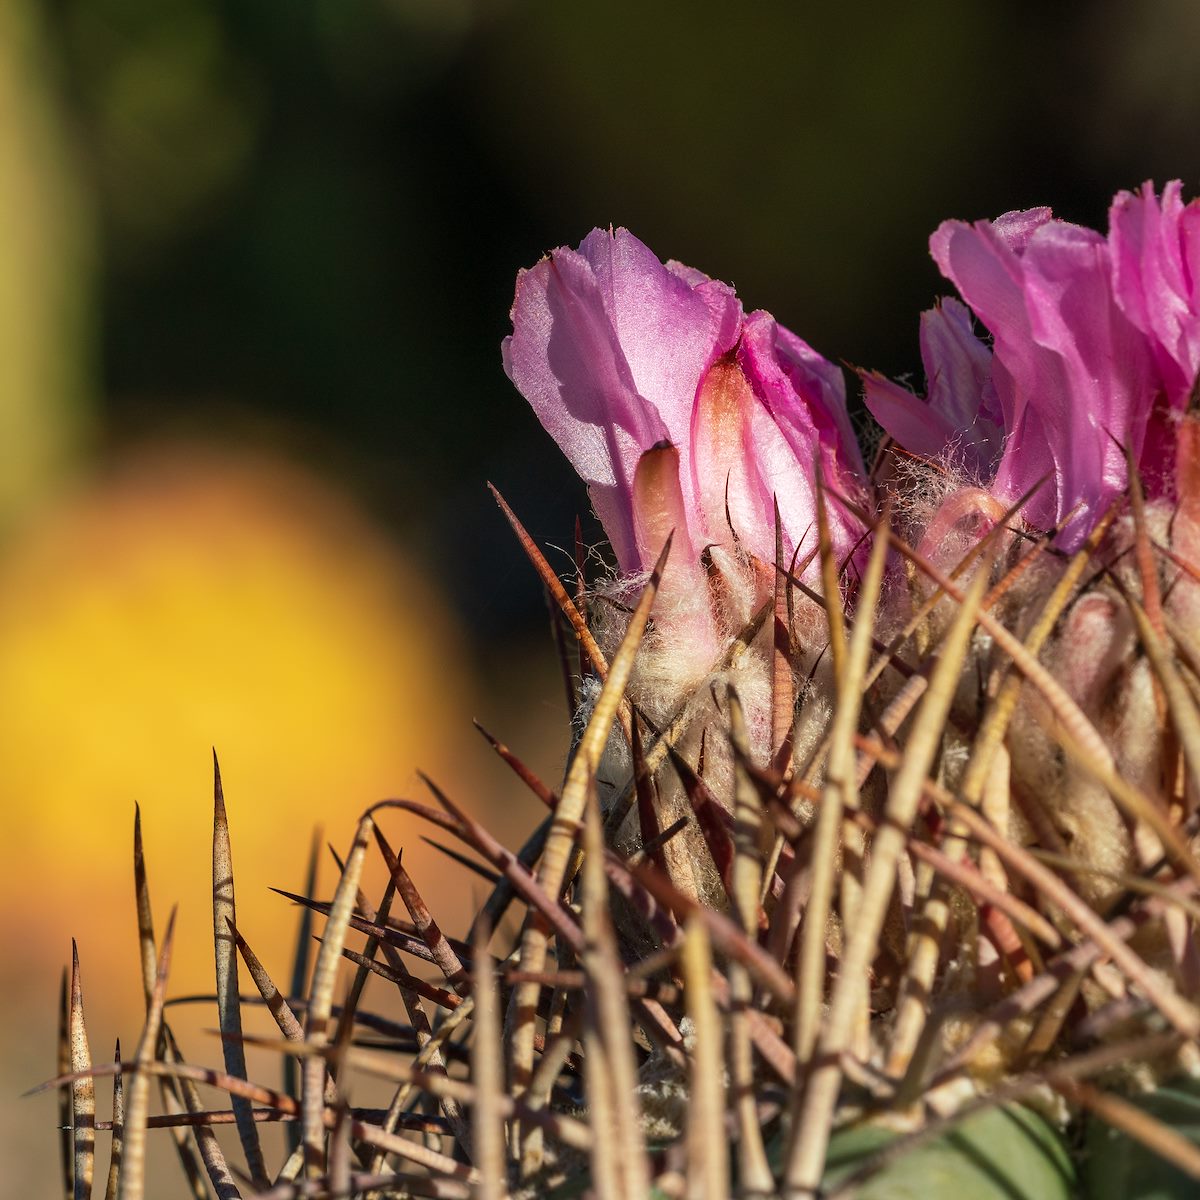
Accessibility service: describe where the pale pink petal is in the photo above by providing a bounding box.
[505,228,866,584]
[742,398,825,571]
[689,358,761,554]
[576,228,743,444]
[767,320,864,478]
[632,441,694,569]
[631,441,720,657]
[665,259,714,288]
[990,206,1054,253]
[503,244,670,571]
[735,313,863,568]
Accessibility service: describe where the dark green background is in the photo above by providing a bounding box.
[45,0,1200,631]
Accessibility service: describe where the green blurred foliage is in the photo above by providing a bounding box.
[819,1104,1075,1200]
[1084,1076,1200,1200]
[62,0,263,250]
[0,0,94,532]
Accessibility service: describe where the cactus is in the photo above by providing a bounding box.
[41,184,1200,1197]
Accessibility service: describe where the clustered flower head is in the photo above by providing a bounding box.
[502,226,865,678]
[866,182,1200,546]
[507,184,1198,596]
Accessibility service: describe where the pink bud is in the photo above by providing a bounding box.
[503,228,866,598]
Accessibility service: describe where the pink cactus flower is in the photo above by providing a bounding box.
[1109,181,1200,489]
[1110,180,1200,411]
[502,228,865,646]
[864,187,1200,546]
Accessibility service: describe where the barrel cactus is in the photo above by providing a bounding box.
[46,181,1200,1198]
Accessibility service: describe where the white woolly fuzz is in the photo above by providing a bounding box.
[882,472,1185,898]
[584,541,839,905]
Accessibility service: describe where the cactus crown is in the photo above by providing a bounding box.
[45,187,1200,1199]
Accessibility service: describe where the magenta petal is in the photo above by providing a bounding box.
[988,394,1058,528]
[930,219,1032,367]
[1110,180,1200,409]
[920,299,996,442]
[863,298,1000,478]
[861,370,960,460]
[735,313,863,567]
[931,214,1153,539]
[1019,224,1143,513]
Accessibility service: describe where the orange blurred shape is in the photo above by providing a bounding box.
[0,440,478,1014]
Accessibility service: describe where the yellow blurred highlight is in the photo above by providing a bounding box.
[0,442,483,996]
[0,440,562,1192]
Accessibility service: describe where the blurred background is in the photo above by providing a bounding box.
[2,0,1199,1192]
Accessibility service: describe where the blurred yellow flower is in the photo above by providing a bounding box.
[0,441,477,1014]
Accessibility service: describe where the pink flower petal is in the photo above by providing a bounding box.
[768,320,862,472]
[631,441,720,657]
[505,228,866,589]
[735,313,863,569]
[575,228,743,446]
[503,246,665,570]
[862,370,961,461]
[503,229,740,572]
[932,212,1153,540]
[862,298,1000,479]
[690,357,786,567]
[1110,180,1200,409]
[990,206,1054,253]
[920,298,998,447]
